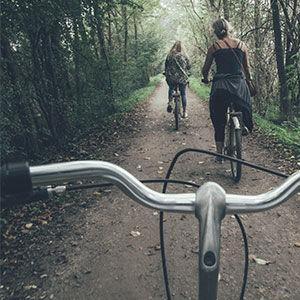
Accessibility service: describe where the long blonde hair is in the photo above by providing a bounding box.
[168,41,185,56]
[212,18,232,39]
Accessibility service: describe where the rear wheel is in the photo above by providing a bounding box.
[174,98,179,130]
[225,121,242,182]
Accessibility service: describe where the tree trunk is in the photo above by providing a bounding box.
[134,12,138,57]
[254,0,263,113]
[223,0,229,20]
[122,5,128,62]
[1,33,39,155]
[93,1,115,110]
[270,0,290,119]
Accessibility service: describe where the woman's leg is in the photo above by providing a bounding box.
[179,84,187,110]
[210,91,229,155]
[168,85,176,101]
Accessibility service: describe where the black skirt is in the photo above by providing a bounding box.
[210,73,253,132]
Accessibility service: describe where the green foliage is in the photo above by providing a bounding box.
[254,115,300,158]
[0,0,164,163]
[286,52,300,116]
[115,74,163,113]
[188,77,211,101]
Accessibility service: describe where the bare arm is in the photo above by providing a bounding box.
[202,45,214,81]
[241,43,251,80]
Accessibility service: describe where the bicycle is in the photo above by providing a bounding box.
[167,85,182,130]
[1,150,299,300]
[224,103,243,182]
[202,78,243,182]
[172,86,182,131]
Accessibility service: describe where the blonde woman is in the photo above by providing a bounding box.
[165,41,191,118]
[202,18,253,163]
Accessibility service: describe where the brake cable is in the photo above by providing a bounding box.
[159,148,288,300]
[61,148,288,300]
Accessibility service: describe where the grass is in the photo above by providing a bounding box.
[253,114,300,159]
[189,76,210,101]
[188,76,300,161]
[116,74,163,113]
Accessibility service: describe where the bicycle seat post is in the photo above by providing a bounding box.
[194,182,226,300]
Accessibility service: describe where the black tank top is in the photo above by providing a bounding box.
[213,48,244,74]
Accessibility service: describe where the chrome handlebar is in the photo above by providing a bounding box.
[30,160,300,215]
[3,160,299,300]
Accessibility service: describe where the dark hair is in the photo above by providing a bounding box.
[212,18,232,39]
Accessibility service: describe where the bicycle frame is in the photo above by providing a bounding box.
[26,160,300,300]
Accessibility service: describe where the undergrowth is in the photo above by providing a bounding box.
[253,115,300,159]
[189,76,211,101]
[33,74,163,164]
[115,74,163,113]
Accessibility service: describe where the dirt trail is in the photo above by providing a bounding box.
[1,81,300,300]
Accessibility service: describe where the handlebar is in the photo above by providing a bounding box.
[1,160,299,300]
[2,160,299,214]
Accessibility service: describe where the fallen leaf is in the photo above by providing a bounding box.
[40,213,49,220]
[249,254,273,265]
[130,231,141,237]
[25,223,33,229]
[24,285,37,290]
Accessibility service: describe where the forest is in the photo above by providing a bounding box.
[1,0,299,162]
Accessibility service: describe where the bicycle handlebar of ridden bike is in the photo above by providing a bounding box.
[1,160,300,300]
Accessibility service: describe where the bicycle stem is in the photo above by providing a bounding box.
[195,182,226,300]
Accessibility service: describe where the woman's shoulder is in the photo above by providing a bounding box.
[210,40,225,52]
[175,52,187,57]
[231,38,247,51]
[175,52,189,61]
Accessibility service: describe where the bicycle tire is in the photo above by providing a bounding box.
[230,125,242,182]
[174,98,179,130]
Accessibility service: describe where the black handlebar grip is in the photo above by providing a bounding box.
[0,162,33,207]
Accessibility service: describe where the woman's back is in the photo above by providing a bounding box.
[213,38,244,74]
[165,52,190,85]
